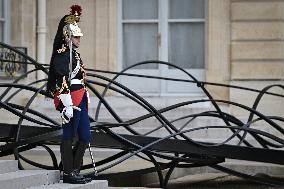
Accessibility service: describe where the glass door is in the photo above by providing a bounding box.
[118,0,205,95]
[118,0,160,94]
[163,0,205,94]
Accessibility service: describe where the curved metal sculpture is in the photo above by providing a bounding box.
[0,42,283,188]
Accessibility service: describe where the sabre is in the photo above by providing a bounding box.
[67,24,72,85]
[88,142,98,176]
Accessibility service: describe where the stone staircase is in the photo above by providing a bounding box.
[26,96,232,156]
[0,159,109,189]
[25,95,283,157]
[1,93,283,188]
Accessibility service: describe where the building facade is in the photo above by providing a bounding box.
[1,0,284,116]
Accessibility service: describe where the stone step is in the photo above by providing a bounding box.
[34,108,225,124]
[88,103,225,121]
[32,96,219,118]
[0,159,109,189]
[0,170,60,189]
[0,160,18,174]
[97,116,225,127]
[18,95,282,132]
[33,95,211,107]
[28,180,108,189]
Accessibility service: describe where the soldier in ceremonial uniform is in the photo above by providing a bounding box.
[46,5,92,184]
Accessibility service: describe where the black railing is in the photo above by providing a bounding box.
[0,42,283,188]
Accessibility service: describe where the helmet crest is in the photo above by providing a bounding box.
[70,5,82,17]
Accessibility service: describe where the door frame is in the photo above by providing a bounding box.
[117,0,207,96]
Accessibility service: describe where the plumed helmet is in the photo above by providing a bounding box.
[46,5,83,94]
[64,23,83,38]
[63,5,83,39]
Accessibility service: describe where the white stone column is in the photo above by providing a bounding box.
[36,0,47,80]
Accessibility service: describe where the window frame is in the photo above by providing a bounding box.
[0,0,11,43]
[118,0,206,70]
[117,0,207,95]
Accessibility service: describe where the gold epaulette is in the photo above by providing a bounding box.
[57,46,66,54]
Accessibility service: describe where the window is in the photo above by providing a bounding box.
[168,0,205,69]
[121,0,159,69]
[118,0,206,94]
[0,0,10,43]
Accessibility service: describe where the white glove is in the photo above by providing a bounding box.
[64,106,73,119]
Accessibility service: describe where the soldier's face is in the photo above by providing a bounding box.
[71,36,81,48]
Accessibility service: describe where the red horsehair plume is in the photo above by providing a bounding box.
[70,5,82,16]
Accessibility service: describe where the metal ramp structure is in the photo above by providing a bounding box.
[0,42,283,188]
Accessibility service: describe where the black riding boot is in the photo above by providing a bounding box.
[73,141,92,183]
[61,140,87,184]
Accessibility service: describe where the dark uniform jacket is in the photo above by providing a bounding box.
[51,48,88,111]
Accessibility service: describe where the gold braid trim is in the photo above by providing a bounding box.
[58,76,70,94]
[57,46,66,54]
[80,63,87,81]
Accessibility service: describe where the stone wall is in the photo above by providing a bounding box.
[10,0,36,59]
[206,0,231,100]
[9,0,116,80]
[230,0,284,117]
[46,0,116,73]
[10,0,36,80]
[231,0,284,80]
